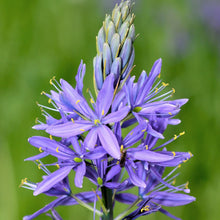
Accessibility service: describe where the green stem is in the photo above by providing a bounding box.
[101,186,113,220]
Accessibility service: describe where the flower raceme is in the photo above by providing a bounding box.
[21,1,195,220]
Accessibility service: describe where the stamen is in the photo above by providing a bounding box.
[80,129,85,132]
[141,205,150,212]
[94,119,100,125]
[71,118,75,123]
[56,164,60,168]
[90,98,95,104]
[172,151,176,157]
[39,147,43,152]
[130,131,133,135]
[179,131,185,136]
[76,100,80,104]
[188,151,193,157]
[172,88,175,93]
[162,82,169,87]
[56,147,59,153]
[38,163,42,169]
[185,181,189,189]
[35,117,38,124]
[158,73,161,78]
[155,88,158,93]
[86,88,89,93]
[48,98,52,104]
[145,145,148,150]
[168,112,172,115]
[172,179,176,185]
[101,110,105,116]
[178,164,181,168]
[174,135,177,140]
[41,91,45,95]
[142,129,146,132]
[120,145,124,151]
[49,135,53,140]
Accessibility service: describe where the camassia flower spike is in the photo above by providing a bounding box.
[22,1,195,219]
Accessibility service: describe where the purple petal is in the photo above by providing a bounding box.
[151,192,196,206]
[97,125,120,159]
[104,182,122,189]
[75,162,86,188]
[132,150,173,162]
[84,146,106,160]
[115,193,138,205]
[84,128,98,150]
[28,136,75,160]
[46,121,93,138]
[102,106,130,124]
[23,196,67,220]
[96,73,115,118]
[24,152,49,161]
[125,164,146,188]
[106,164,121,182]
[34,166,73,196]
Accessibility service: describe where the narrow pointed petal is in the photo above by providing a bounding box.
[23,196,67,220]
[132,150,173,162]
[28,136,75,159]
[151,192,196,206]
[84,128,98,150]
[159,208,181,220]
[34,166,73,196]
[115,193,138,205]
[106,164,121,182]
[102,106,130,124]
[75,162,86,188]
[97,125,120,159]
[24,152,49,161]
[96,73,115,118]
[84,146,106,160]
[125,164,146,188]
[46,121,93,138]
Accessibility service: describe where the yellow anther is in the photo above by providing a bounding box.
[41,91,45,95]
[179,131,185,136]
[172,151,176,157]
[168,112,172,115]
[71,118,75,123]
[76,100,80,104]
[172,179,176,185]
[39,147,43,152]
[185,181,189,189]
[178,164,181,168]
[35,117,38,124]
[38,163,42,169]
[130,132,133,135]
[90,98,95,104]
[19,179,25,187]
[56,147,59,153]
[162,82,169,87]
[183,159,188,163]
[145,145,148,150]
[36,159,39,162]
[189,151,193,157]
[172,88,176,93]
[94,119,100,125]
[141,205,150,212]
[141,129,146,132]
[56,164,60,169]
[48,98,52,104]
[49,135,53,140]
[116,161,120,165]
[86,88,89,93]
[158,73,161,78]
[101,110,105,116]
[120,145,124,151]
[174,135,178,140]
[80,129,85,132]
[155,88,158,93]
[23,178,27,183]
[40,107,43,112]
[49,76,55,85]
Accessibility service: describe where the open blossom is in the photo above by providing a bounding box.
[22,1,195,219]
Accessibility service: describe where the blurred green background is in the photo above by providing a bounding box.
[0,0,219,219]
